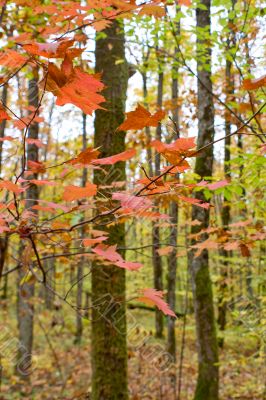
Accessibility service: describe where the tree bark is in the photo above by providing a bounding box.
[167,29,180,360]
[0,86,9,283]
[142,70,153,177]
[44,258,55,309]
[167,201,178,359]
[0,85,8,175]
[152,48,164,338]
[17,70,39,378]
[91,21,129,400]
[75,113,87,344]
[217,0,236,347]
[189,1,219,399]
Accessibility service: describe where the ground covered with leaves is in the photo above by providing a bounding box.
[0,305,264,400]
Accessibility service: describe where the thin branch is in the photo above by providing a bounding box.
[28,101,265,239]
[165,8,265,143]
[64,270,92,301]
[29,235,46,284]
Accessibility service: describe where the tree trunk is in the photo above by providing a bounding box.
[91,21,129,400]
[217,1,236,347]
[0,86,9,283]
[17,70,39,378]
[189,1,219,399]
[44,258,55,309]
[0,85,8,175]
[75,113,87,345]
[142,70,153,177]
[152,50,164,338]
[167,29,180,360]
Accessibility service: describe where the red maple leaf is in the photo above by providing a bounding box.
[138,288,176,317]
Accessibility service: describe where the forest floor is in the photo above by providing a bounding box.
[0,304,265,400]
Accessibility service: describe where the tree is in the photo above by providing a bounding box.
[17,69,39,378]
[0,1,265,398]
[167,9,181,362]
[0,85,9,286]
[152,33,165,339]
[91,20,129,400]
[189,1,219,399]
[75,113,87,345]
[217,0,236,347]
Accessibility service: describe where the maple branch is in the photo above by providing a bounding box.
[53,7,138,42]
[64,270,92,302]
[26,102,265,240]
[28,234,46,284]
[15,70,48,184]
[0,101,25,123]
[0,60,30,88]
[1,263,21,277]
[140,165,153,181]
[39,251,92,261]
[29,265,88,317]
[37,244,186,263]
[192,101,266,156]
[119,244,185,251]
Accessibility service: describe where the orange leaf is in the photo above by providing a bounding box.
[92,244,143,271]
[239,243,251,257]
[92,148,136,165]
[0,105,11,121]
[157,246,174,256]
[92,244,123,263]
[118,104,165,131]
[83,236,108,246]
[27,160,46,174]
[207,180,229,190]
[31,205,56,213]
[112,192,152,210]
[0,49,27,69]
[229,219,252,228]
[46,64,105,115]
[0,136,14,142]
[61,48,84,76]
[151,137,196,165]
[0,180,24,194]
[178,195,210,208]
[26,138,45,148]
[151,137,196,153]
[63,183,97,201]
[69,147,100,165]
[115,260,142,271]
[242,75,266,90]
[223,241,239,251]
[178,0,191,6]
[138,288,176,317]
[21,39,75,58]
[138,5,165,17]
[29,179,57,186]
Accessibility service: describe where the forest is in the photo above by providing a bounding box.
[0,0,265,399]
